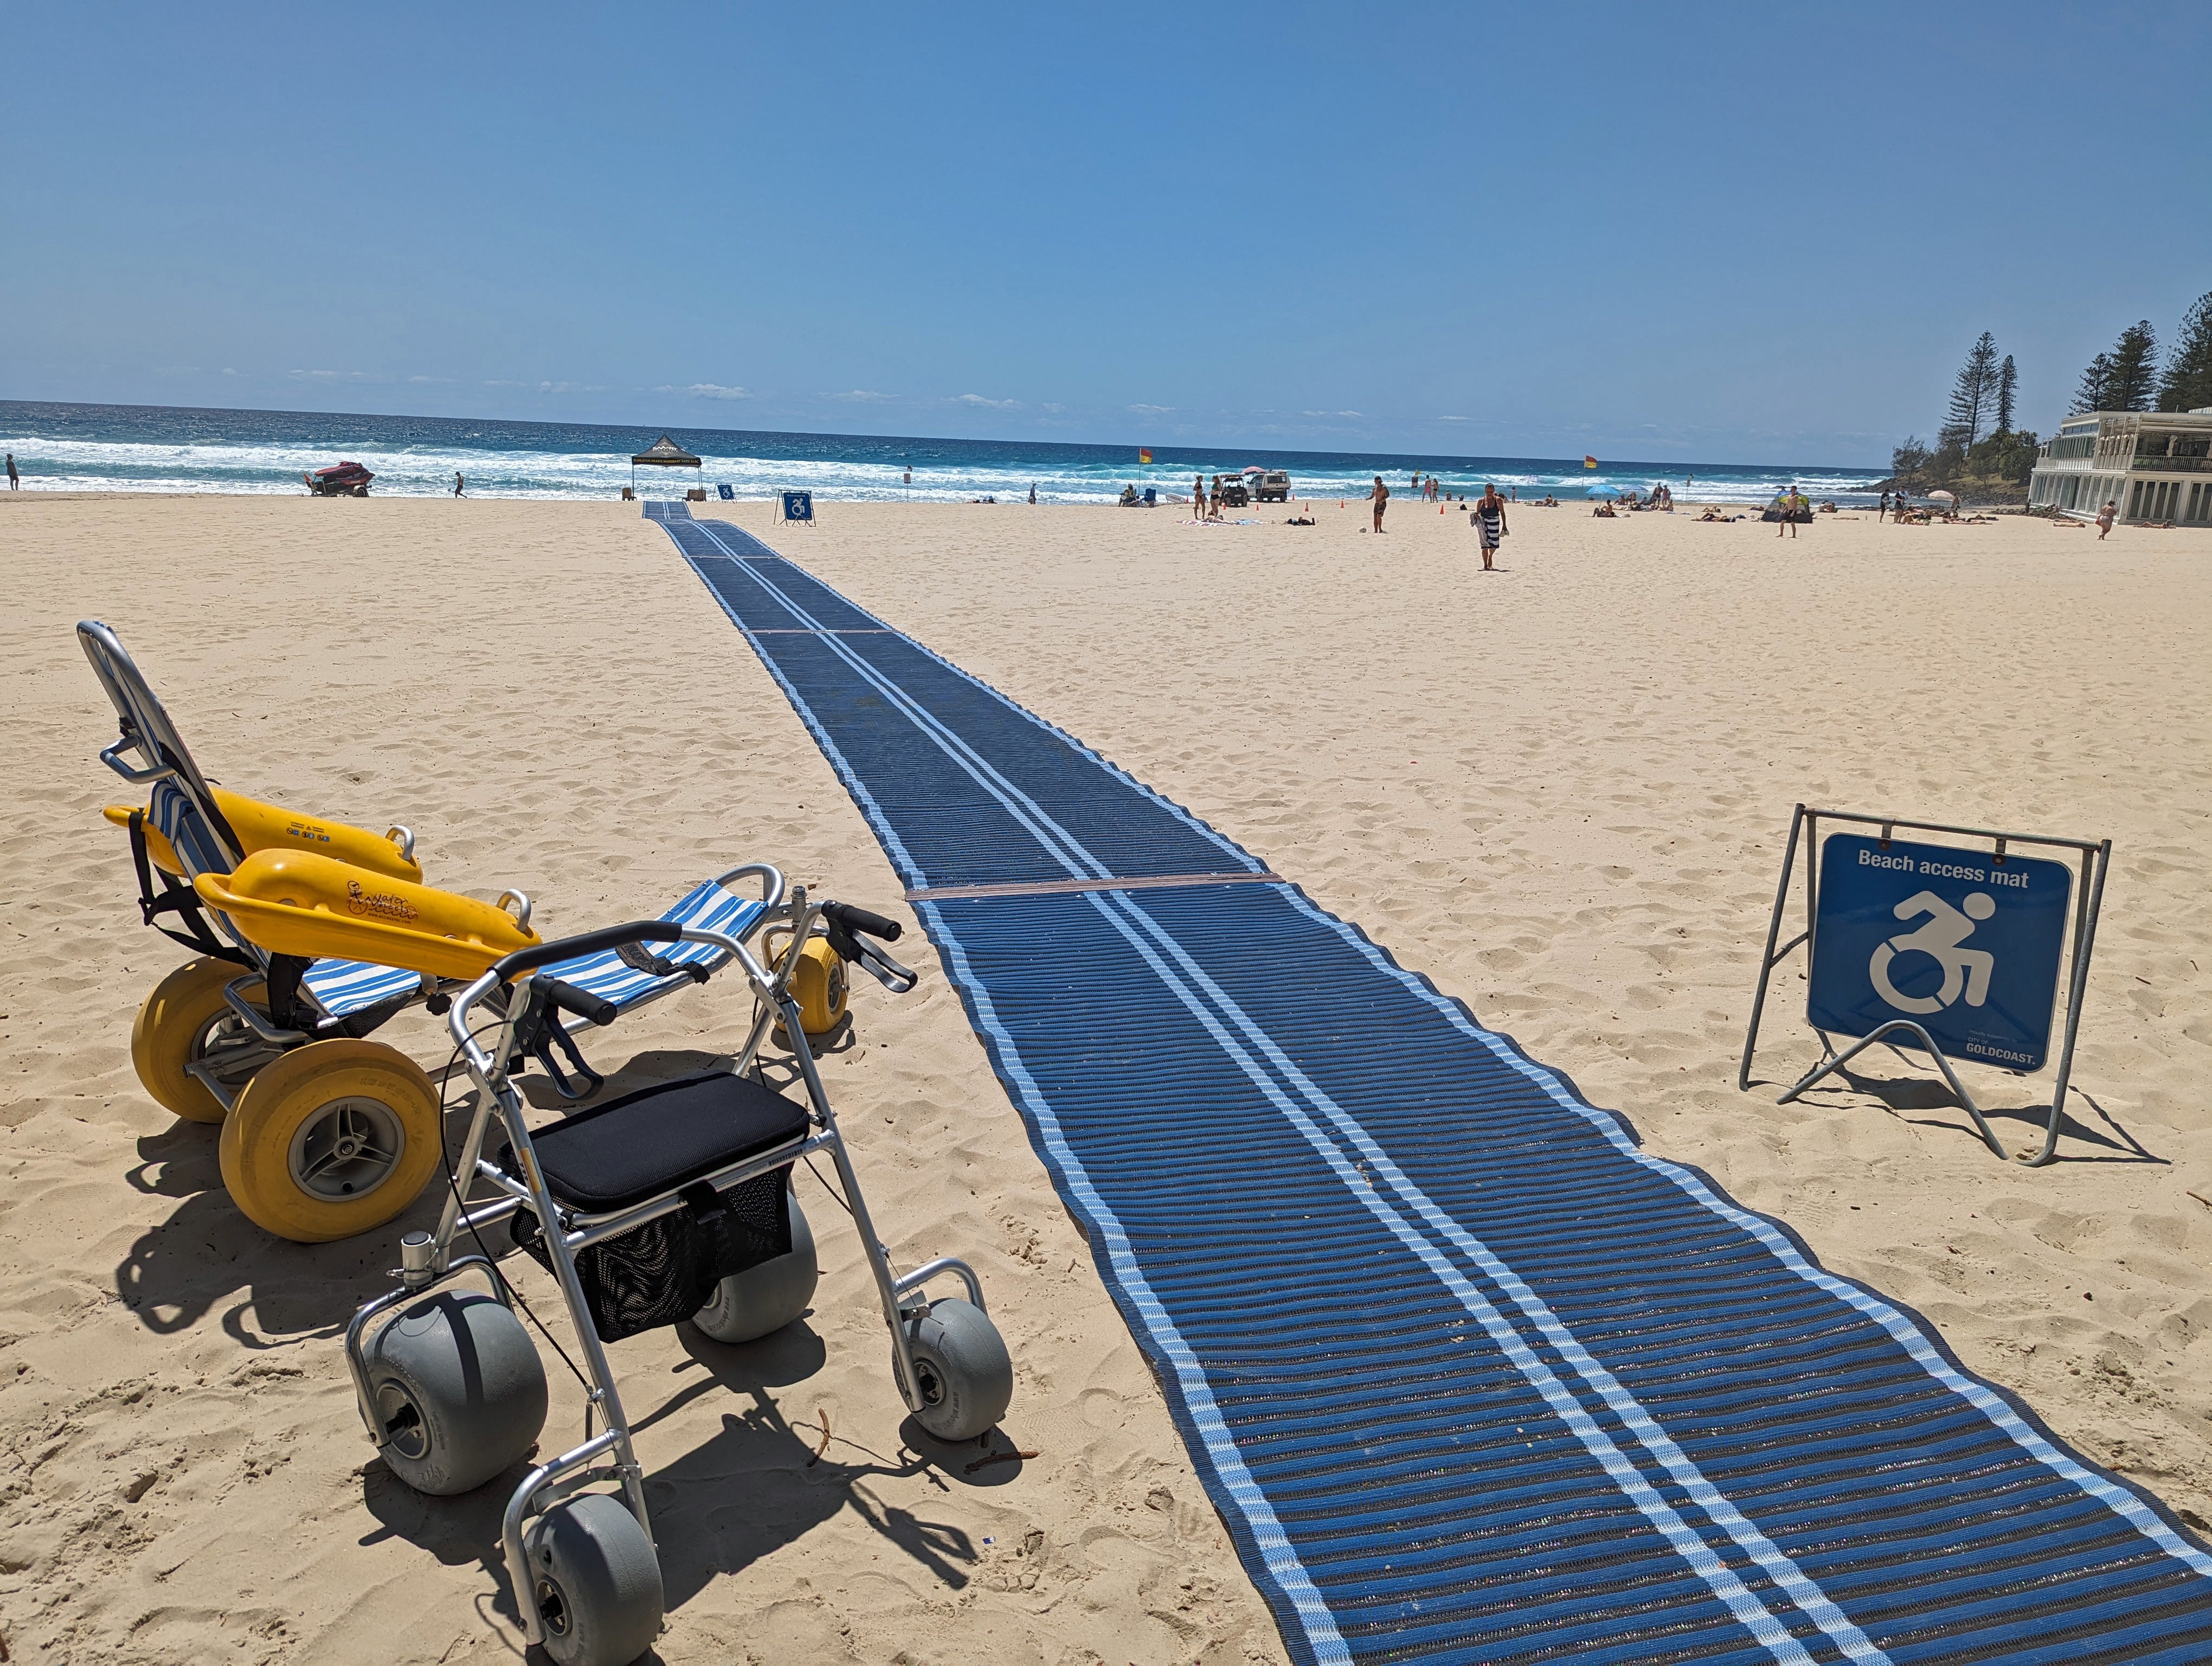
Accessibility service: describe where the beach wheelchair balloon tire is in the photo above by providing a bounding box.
[131,957,284,1123]
[761,929,849,1036]
[219,1039,443,1241]
[895,1296,1014,1443]
[365,1288,548,1496]
[528,1492,665,1666]
[690,1187,818,1344]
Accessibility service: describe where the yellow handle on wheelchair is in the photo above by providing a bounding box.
[195,849,537,982]
[104,787,423,883]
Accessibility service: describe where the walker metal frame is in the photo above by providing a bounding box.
[1738,805,2110,1166]
[343,884,981,1649]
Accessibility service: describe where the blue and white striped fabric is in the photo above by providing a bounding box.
[300,957,425,1019]
[299,881,764,1021]
[536,883,765,1009]
[149,777,238,880]
[651,508,2212,1666]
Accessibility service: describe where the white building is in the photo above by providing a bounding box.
[2028,408,2212,523]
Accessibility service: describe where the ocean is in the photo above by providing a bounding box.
[0,401,1886,508]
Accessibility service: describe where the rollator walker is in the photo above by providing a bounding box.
[80,619,851,1241]
[340,889,1012,1666]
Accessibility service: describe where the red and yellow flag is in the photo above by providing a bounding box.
[1583,455,1599,470]
[1139,447,1154,464]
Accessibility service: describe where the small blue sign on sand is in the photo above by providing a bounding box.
[717,483,735,500]
[780,490,813,522]
[1809,834,2072,1072]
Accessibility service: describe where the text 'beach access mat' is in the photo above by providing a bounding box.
[650,504,2212,1664]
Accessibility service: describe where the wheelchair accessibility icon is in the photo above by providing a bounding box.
[1869,890,1996,1015]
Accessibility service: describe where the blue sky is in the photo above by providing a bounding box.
[4,2,2208,466]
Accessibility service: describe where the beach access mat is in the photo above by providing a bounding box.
[648,503,2212,1663]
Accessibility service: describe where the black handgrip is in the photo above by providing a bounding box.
[823,901,902,944]
[489,920,680,981]
[538,977,617,1028]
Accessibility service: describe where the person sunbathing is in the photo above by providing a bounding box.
[1592,502,1618,518]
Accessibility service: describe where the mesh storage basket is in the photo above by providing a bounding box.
[513,1166,794,1343]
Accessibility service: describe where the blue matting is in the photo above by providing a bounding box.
[648,503,2212,1664]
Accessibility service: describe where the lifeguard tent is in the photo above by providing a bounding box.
[630,434,703,498]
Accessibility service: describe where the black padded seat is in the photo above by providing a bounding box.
[504,1073,810,1214]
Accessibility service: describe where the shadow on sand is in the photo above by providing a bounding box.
[358,1315,1007,1643]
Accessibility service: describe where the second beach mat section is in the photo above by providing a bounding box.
[648,504,2212,1664]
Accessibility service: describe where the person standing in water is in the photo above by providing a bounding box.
[1370,475,1390,533]
[1028,482,1037,505]
[1472,483,1507,569]
[5,453,17,490]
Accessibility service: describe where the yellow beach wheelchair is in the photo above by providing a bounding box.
[80,622,840,1242]
[343,888,994,1666]
[82,619,435,1122]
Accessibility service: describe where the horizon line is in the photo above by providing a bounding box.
[0,395,1890,477]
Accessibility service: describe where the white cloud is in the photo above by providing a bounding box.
[954,393,1019,408]
[827,389,892,402]
[1437,414,1471,423]
[222,367,239,376]
[1300,409,1363,418]
[1128,403,1174,415]
[684,382,750,400]
[292,369,340,379]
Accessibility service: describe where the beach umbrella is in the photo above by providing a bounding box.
[1928,489,1958,503]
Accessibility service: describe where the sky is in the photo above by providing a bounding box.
[4,2,2209,467]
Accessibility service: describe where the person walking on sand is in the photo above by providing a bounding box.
[2096,498,2117,539]
[1028,482,1037,505]
[1193,474,1206,517]
[454,472,465,497]
[1472,482,1508,569]
[5,453,16,490]
[1370,475,1390,533]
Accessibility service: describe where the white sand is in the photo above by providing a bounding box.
[2,490,2208,1663]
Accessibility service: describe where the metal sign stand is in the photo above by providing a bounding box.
[1739,805,2110,1165]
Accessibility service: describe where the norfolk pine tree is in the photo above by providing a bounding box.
[2074,353,2114,415]
[2105,321,2160,411]
[1995,355,2017,433]
[1942,332,2002,449]
[2155,292,2212,413]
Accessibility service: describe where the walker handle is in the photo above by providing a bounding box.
[489,920,679,981]
[823,901,902,944]
[537,977,617,1029]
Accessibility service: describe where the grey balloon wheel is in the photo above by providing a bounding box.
[529,1492,665,1666]
[365,1290,548,1496]
[895,1297,1013,1443]
[691,1192,817,1345]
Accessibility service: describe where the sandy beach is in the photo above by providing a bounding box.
[3,489,2209,1664]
